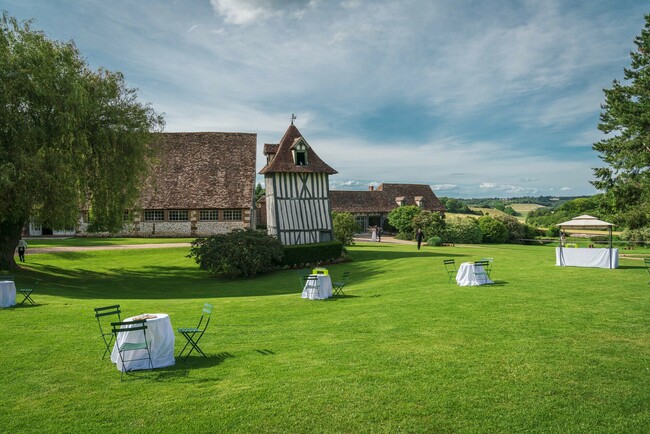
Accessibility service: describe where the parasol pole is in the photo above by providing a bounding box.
[609,226,613,269]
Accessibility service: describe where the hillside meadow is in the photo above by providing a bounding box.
[1,241,649,432]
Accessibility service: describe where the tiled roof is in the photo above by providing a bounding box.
[259,124,337,175]
[138,132,257,209]
[331,183,446,213]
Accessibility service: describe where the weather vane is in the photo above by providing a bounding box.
[291,113,297,125]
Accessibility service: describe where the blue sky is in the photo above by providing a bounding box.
[5,0,647,198]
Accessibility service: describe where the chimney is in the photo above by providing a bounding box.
[368,185,374,191]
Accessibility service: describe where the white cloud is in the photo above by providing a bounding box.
[431,184,457,191]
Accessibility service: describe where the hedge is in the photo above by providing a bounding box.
[281,241,344,267]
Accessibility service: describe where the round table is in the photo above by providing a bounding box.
[0,280,17,308]
[110,313,175,372]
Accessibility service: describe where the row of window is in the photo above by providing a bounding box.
[124,209,243,222]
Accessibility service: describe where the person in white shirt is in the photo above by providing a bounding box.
[17,238,27,262]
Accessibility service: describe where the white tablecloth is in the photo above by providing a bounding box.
[456,263,493,286]
[111,313,175,372]
[0,281,16,308]
[555,247,619,269]
[301,274,333,300]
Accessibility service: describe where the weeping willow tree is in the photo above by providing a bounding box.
[0,12,164,270]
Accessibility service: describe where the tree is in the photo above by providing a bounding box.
[592,14,650,229]
[387,205,421,239]
[0,13,163,270]
[332,212,358,246]
[254,183,265,202]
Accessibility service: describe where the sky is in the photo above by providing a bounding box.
[4,0,647,198]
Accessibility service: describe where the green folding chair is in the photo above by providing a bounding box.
[473,261,491,284]
[94,305,122,359]
[644,258,650,284]
[19,279,39,305]
[480,258,493,278]
[332,271,350,296]
[111,319,153,381]
[178,303,213,360]
[443,259,457,283]
[1,275,14,281]
[302,275,321,299]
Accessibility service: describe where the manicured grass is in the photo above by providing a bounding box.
[25,237,194,248]
[2,243,649,432]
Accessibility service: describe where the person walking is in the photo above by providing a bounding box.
[377,226,382,242]
[17,237,27,262]
[415,228,424,250]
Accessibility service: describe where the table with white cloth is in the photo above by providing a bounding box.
[110,313,175,372]
[456,262,493,286]
[555,247,619,269]
[0,280,17,308]
[301,274,333,300]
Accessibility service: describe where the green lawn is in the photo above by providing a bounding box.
[25,237,194,248]
[2,242,649,432]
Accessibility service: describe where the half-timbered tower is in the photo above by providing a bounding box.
[259,124,337,245]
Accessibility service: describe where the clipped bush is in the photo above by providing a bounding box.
[332,212,359,246]
[281,241,344,267]
[478,216,509,243]
[444,217,482,244]
[188,229,284,278]
[427,236,443,246]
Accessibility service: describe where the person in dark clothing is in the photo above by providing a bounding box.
[415,228,424,250]
[17,237,27,262]
[377,226,382,242]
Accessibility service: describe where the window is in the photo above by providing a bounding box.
[143,210,164,221]
[200,209,218,221]
[293,140,308,165]
[169,210,189,221]
[123,211,131,222]
[296,150,307,165]
[223,209,242,221]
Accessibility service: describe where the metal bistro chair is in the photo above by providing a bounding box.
[18,279,39,305]
[302,275,321,299]
[443,260,457,283]
[645,258,650,284]
[473,261,491,284]
[480,258,494,278]
[94,305,122,359]
[178,303,213,360]
[332,271,351,296]
[111,319,153,381]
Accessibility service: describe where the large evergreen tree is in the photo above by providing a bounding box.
[592,14,650,229]
[0,13,163,270]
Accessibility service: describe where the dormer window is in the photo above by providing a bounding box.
[292,140,309,166]
[395,196,405,206]
[415,196,424,208]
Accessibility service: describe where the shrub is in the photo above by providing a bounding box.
[478,216,509,243]
[281,241,344,267]
[427,236,443,246]
[444,217,482,244]
[413,211,446,240]
[494,214,525,243]
[387,205,421,239]
[620,227,650,246]
[332,212,359,246]
[546,225,560,237]
[188,229,284,278]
